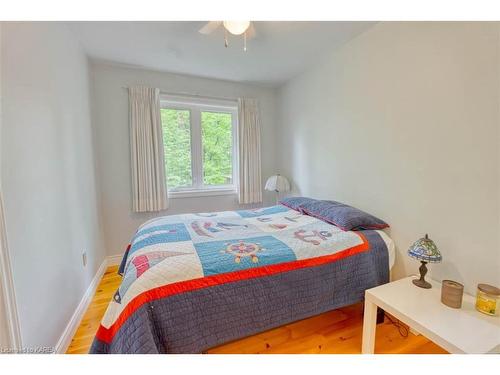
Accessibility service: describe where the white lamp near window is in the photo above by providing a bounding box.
[265,174,291,204]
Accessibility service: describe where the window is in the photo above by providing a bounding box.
[160,96,238,198]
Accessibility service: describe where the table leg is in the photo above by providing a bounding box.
[362,299,377,354]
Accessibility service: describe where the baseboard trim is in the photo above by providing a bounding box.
[54,258,108,354]
[55,254,124,353]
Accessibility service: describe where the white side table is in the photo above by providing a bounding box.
[362,276,500,354]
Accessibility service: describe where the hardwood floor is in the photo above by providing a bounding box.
[67,265,447,354]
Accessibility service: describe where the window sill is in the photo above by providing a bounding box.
[168,188,237,199]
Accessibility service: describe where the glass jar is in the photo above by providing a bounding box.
[475,284,500,316]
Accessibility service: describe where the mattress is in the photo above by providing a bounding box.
[376,230,396,270]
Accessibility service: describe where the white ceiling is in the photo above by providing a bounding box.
[68,21,376,87]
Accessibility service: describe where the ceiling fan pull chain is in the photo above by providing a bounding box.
[224,28,228,48]
[244,32,247,52]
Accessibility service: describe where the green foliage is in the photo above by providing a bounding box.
[161,109,192,188]
[201,111,232,185]
[161,109,233,189]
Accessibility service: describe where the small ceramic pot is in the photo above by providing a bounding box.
[441,280,464,309]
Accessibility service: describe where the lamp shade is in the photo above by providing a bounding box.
[408,234,442,263]
[265,175,291,193]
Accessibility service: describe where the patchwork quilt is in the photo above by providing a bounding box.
[90,205,389,353]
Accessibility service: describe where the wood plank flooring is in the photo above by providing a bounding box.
[66,265,447,354]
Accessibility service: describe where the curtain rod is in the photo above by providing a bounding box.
[121,87,238,103]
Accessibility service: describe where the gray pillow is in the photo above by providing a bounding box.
[279,196,318,211]
[300,200,389,231]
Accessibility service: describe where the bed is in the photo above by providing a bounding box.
[90,204,394,354]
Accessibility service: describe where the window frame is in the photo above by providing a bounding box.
[160,95,239,199]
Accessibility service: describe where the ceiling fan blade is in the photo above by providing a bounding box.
[198,21,222,35]
[246,23,256,40]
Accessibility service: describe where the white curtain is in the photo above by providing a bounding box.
[238,98,262,204]
[129,86,168,212]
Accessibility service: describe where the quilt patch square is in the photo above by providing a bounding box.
[245,210,317,233]
[130,223,191,256]
[273,221,364,260]
[185,217,260,243]
[194,235,297,276]
[236,205,290,218]
[183,210,240,220]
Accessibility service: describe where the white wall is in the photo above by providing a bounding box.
[90,62,278,257]
[0,22,9,350]
[1,23,105,348]
[277,22,500,293]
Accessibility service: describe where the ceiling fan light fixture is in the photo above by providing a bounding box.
[223,21,250,35]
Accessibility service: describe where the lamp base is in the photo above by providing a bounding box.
[412,260,432,289]
[412,278,432,289]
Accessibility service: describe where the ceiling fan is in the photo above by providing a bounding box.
[198,21,256,51]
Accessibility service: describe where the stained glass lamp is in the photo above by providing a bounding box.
[408,234,442,289]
